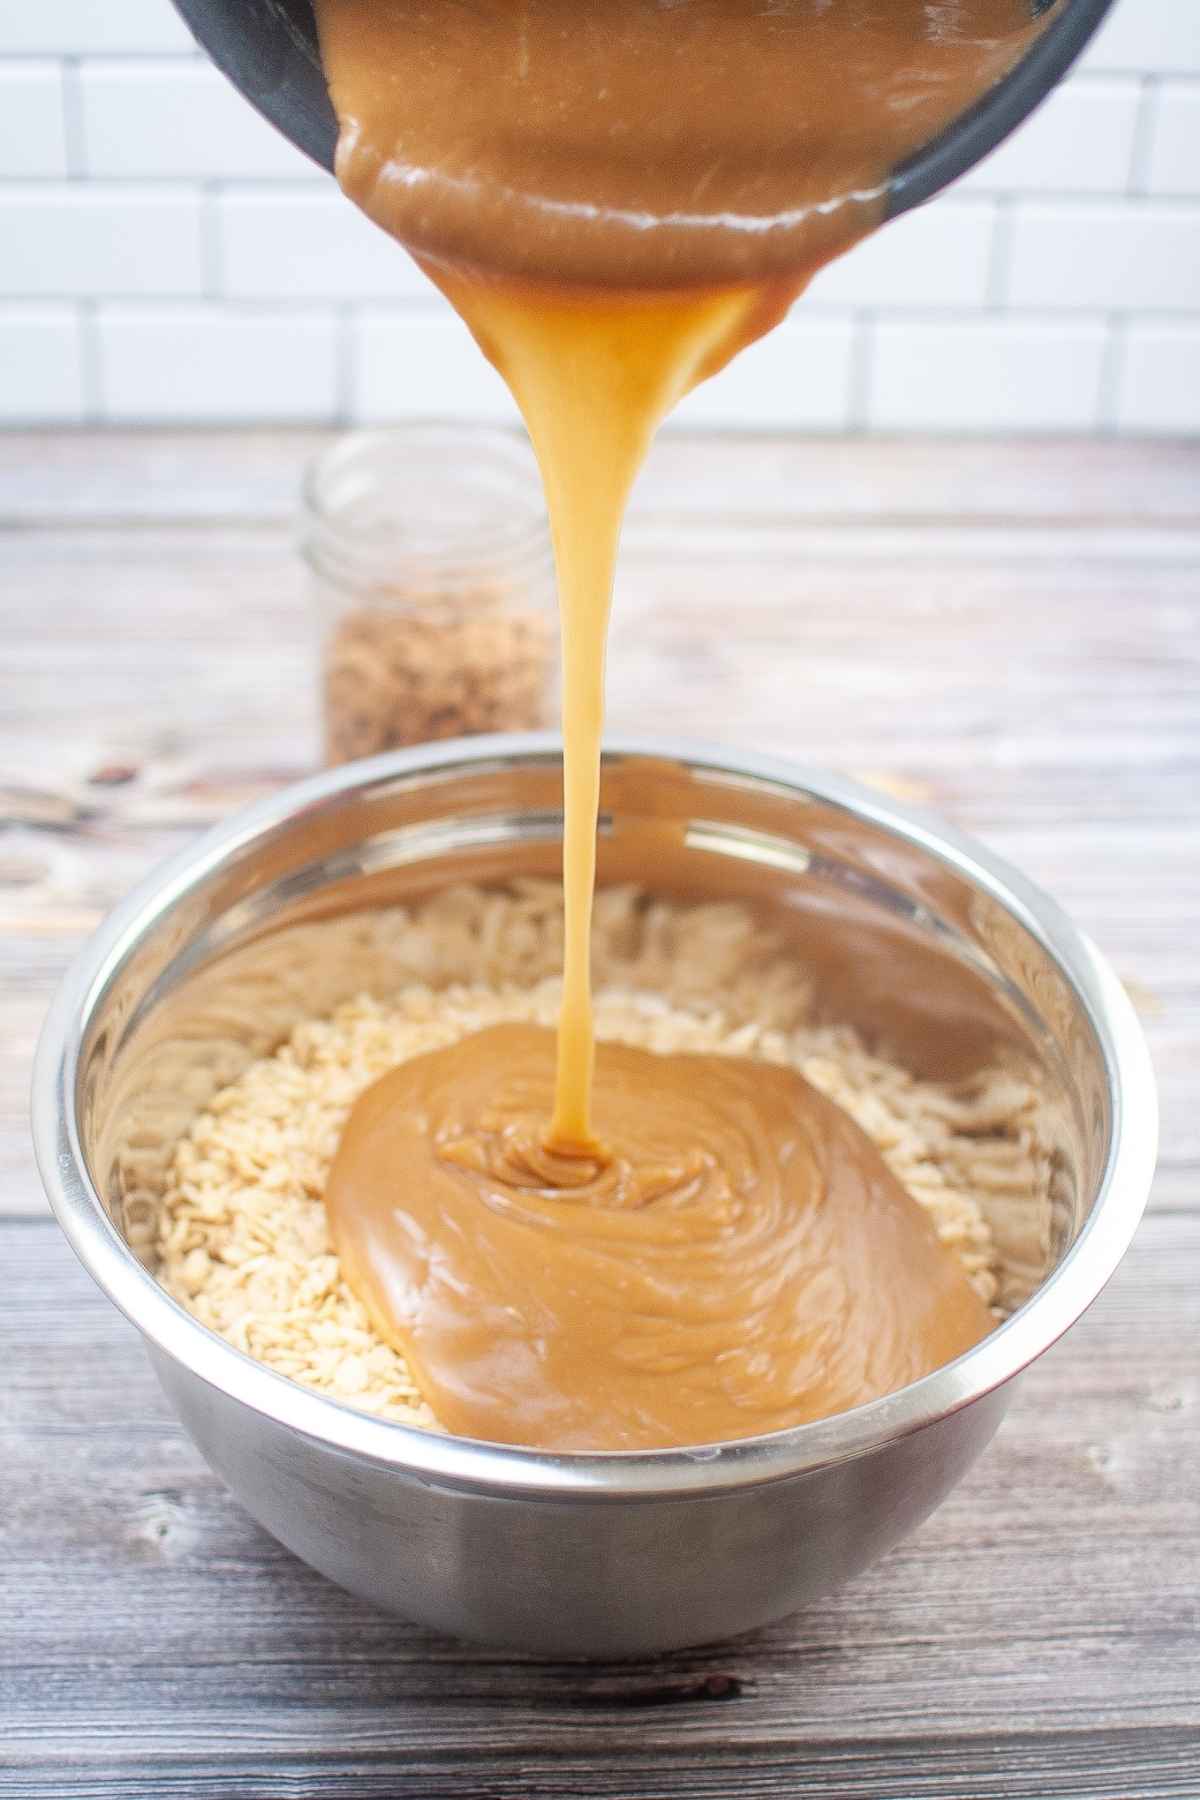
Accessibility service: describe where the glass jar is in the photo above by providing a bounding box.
[302,425,557,765]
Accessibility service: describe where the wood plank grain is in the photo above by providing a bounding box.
[2,430,1197,526]
[1,1210,1197,1799]
[4,481,1197,1210]
[3,432,1198,1798]
[4,1734,1200,1800]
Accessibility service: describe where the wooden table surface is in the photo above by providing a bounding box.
[2,431,1197,1799]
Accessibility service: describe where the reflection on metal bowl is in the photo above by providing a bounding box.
[33,737,1155,1655]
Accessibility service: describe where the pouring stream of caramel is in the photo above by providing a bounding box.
[313,0,1037,1448]
[430,275,793,1144]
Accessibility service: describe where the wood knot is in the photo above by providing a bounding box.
[128,1488,200,1562]
[88,762,140,787]
[575,1671,746,1708]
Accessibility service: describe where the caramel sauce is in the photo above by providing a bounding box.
[427,274,795,1145]
[327,1023,993,1450]
[311,0,1037,1446]
[316,0,1040,290]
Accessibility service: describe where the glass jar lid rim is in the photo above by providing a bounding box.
[303,423,551,574]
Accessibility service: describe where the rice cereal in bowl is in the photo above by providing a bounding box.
[34,742,1156,1654]
[156,879,1049,1432]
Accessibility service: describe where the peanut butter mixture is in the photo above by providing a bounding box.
[326,1023,993,1450]
[309,0,1044,1449]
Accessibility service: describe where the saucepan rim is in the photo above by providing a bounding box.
[32,734,1157,1501]
[168,0,1118,226]
[885,0,1117,222]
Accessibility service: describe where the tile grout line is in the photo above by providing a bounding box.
[58,49,95,425]
[1127,73,1160,196]
[0,49,197,62]
[201,180,223,300]
[78,298,103,424]
[1097,314,1127,437]
[847,311,873,435]
[59,55,86,179]
[985,196,1014,313]
[335,304,355,427]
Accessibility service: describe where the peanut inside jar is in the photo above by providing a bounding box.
[308,429,558,761]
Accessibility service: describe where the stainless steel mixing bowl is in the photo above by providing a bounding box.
[33,738,1156,1656]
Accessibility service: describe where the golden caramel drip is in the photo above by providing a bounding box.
[308,0,1033,1444]
[428,274,795,1144]
[326,1024,994,1450]
[313,0,1044,1151]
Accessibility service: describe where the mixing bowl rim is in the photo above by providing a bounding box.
[32,734,1157,1500]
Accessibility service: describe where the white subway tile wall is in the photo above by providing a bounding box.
[807,202,996,310]
[1008,201,1200,310]
[79,63,315,179]
[1145,83,1200,195]
[1115,324,1200,432]
[0,0,195,56]
[868,318,1108,432]
[97,305,341,421]
[1080,1,1200,75]
[958,77,1140,192]
[355,311,519,424]
[0,307,85,422]
[0,0,1196,433]
[220,190,435,300]
[0,65,69,178]
[1,186,205,296]
[674,320,855,429]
